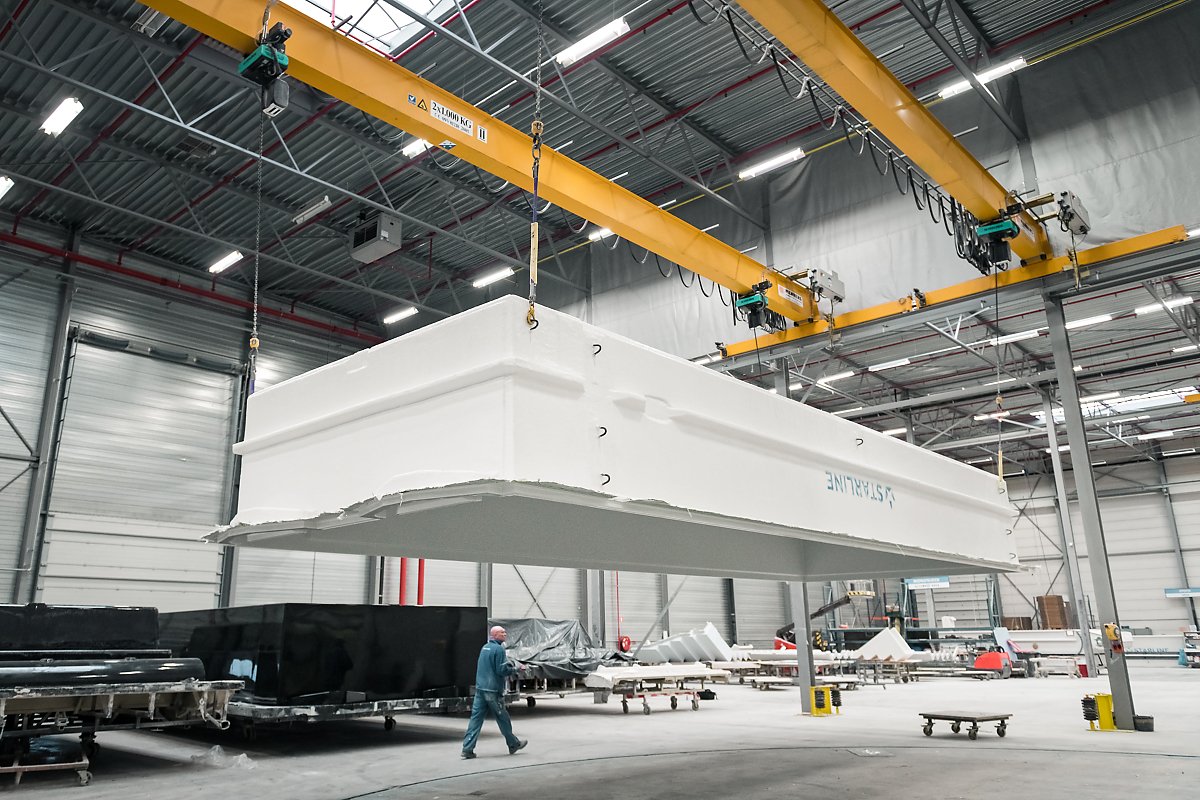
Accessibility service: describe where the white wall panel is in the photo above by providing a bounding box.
[0,266,57,598]
[232,549,368,605]
[605,569,661,649]
[665,574,732,641]
[40,513,219,611]
[732,579,787,646]
[492,564,584,620]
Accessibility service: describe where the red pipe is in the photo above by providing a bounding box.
[0,0,32,45]
[417,558,426,605]
[398,557,408,605]
[0,231,381,344]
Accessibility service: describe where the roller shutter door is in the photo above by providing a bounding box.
[606,570,661,649]
[665,574,732,641]
[732,579,787,646]
[492,564,584,620]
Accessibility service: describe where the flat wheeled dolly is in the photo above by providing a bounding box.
[616,687,700,715]
[919,711,1011,740]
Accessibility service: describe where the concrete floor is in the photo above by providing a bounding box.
[11,664,1198,797]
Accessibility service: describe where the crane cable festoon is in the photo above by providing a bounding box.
[526,1,545,330]
[248,0,277,392]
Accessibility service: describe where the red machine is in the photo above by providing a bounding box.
[972,650,1013,678]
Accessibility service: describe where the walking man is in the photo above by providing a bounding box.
[461,625,527,759]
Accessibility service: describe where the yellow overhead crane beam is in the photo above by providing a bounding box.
[737,0,1052,263]
[139,0,817,321]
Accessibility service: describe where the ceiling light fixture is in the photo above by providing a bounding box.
[555,17,630,67]
[974,411,1011,421]
[40,97,84,136]
[881,427,907,436]
[382,307,418,324]
[739,245,759,254]
[1064,313,1112,330]
[0,176,14,202]
[1164,448,1197,456]
[292,195,332,225]
[207,250,242,274]
[472,266,515,288]
[988,328,1042,346]
[1073,365,1083,372]
[1136,430,1175,441]
[700,223,720,233]
[401,138,431,158]
[1044,445,1072,453]
[1135,296,1194,315]
[1174,344,1199,353]
[1080,392,1121,403]
[1189,227,1200,238]
[833,407,863,415]
[610,171,629,181]
[964,456,993,464]
[816,370,855,385]
[588,227,615,241]
[984,377,1017,386]
[938,58,1027,99]
[868,357,911,372]
[737,147,806,180]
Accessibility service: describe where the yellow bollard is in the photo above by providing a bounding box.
[809,686,835,717]
[1096,692,1117,731]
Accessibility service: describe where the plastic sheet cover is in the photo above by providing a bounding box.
[490,618,630,680]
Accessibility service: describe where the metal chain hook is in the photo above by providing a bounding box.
[526,0,546,330]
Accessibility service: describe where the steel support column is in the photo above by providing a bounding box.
[775,360,813,712]
[1042,394,1099,676]
[217,357,251,607]
[585,569,606,646]
[12,229,77,604]
[1155,460,1199,629]
[1045,295,1136,729]
[480,562,493,615]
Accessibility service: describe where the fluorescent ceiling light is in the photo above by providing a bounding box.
[382,306,418,324]
[1189,227,1200,237]
[739,245,759,254]
[1137,430,1175,441]
[938,58,1027,99]
[555,17,629,67]
[0,176,13,201]
[964,456,992,464]
[658,199,677,208]
[556,139,573,151]
[610,171,629,181]
[973,411,1010,421]
[402,138,431,158]
[868,358,911,372]
[1174,344,1199,353]
[472,266,514,288]
[1080,391,1120,403]
[988,328,1041,346]
[1044,445,1072,453]
[40,97,84,136]
[207,250,243,274]
[881,427,907,436]
[1164,448,1197,456]
[292,195,332,225]
[1003,469,1027,477]
[588,227,615,241]
[738,147,806,180]
[1135,296,1193,315]
[1064,313,1112,330]
[984,377,1016,386]
[699,223,720,233]
[1073,365,1083,372]
[817,370,855,385]
[833,407,863,415]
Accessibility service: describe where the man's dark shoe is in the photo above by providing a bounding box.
[508,740,528,755]
[461,751,476,759]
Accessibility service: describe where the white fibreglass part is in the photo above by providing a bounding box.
[221,297,1017,580]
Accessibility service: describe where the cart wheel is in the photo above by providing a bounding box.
[922,723,933,736]
[691,699,699,711]
[526,697,537,709]
[78,770,92,787]
[996,723,1007,738]
[621,700,629,714]
[968,728,978,741]
[383,717,396,731]
[901,675,910,683]
[670,696,678,710]
[739,676,745,685]
[951,722,961,734]
[642,703,651,716]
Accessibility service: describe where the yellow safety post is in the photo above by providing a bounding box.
[809,685,838,716]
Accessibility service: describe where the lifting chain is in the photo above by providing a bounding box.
[526,0,546,330]
[248,0,276,391]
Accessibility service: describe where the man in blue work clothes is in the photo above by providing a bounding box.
[461,625,527,759]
